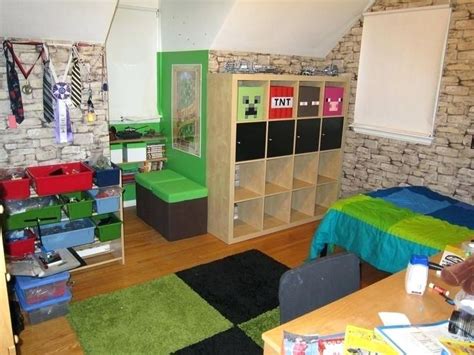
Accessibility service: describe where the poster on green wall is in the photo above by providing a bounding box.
[171,64,201,157]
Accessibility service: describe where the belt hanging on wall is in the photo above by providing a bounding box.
[2,40,44,124]
[48,46,74,144]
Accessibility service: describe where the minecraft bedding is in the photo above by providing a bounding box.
[308,186,474,273]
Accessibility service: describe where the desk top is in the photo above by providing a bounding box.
[262,260,459,354]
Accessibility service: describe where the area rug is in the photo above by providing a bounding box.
[67,249,289,354]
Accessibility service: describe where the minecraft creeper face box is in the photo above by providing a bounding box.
[237,86,264,121]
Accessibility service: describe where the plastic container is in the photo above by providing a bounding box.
[4,196,62,230]
[5,228,36,257]
[110,143,123,164]
[91,213,122,242]
[17,287,72,325]
[405,255,428,295]
[88,187,121,214]
[93,163,120,187]
[124,142,146,162]
[60,191,93,220]
[39,218,95,251]
[0,176,31,200]
[15,271,69,305]
[27,162,93,196]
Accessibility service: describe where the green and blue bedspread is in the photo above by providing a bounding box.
[309,186,474,273]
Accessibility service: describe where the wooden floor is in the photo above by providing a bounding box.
[17,207,389,355]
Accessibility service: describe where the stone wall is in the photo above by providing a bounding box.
[0,39,110,169]
[210,0,474,204]
[326,0,474,203]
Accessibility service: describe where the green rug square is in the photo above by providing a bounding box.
[239,308,280,348]
[67,274,233,354]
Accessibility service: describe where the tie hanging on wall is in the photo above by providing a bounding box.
[71,46,82,108]
[2,40,44,124]
[42,44,54,123]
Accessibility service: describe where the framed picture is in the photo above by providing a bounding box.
[171,64,201,157]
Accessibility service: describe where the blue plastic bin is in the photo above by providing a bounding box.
[15,271,70,305]
[93,163,120,187]
[87,189,120,214]
[17,287,72,324]
[39,218,95,251]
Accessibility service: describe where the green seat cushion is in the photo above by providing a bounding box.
[151,178,208,203]
[135,170,185,190]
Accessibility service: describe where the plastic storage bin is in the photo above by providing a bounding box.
[91,213,122,242]
[93,163,120,187]
[0,175,30,200]
[88,187,121,214]
[17,287,72,324]
[15,271,69,305]
[26,162,93,196]
[124,142,146,162]
[59,191,93,220]
[110,143,123,164]
[5,228,36,257]
[4,196,62,230]
[40,218,95,251]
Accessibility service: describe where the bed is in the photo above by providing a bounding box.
[308,186,474,273]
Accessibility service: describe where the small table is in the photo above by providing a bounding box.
[262,255,459,354]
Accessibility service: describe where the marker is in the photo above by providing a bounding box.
[429,283,455,305]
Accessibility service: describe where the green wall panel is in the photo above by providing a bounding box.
[158,50,209,187]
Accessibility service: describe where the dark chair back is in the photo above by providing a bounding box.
[279,252,360,324]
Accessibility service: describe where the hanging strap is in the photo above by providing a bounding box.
[46,44,73,84]
[2,40,44,79]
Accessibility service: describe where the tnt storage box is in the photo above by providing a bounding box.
[5,228,36,257]
[27,162,93,196]
[87,187,121,214]
[4,196,62,230]
[40,218,95,251]
[124,142,146,163]
[110,143,123,164]
[59,191,93,220]
[0,168,31,200]
[15,271,70,305]
[91,213,122,242]
[17,287,72,325]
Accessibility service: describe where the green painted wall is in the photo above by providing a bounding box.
[158,50,209,186]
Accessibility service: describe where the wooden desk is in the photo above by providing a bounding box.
[262,264,459,354]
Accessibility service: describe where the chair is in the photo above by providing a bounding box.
[278,252,360,324]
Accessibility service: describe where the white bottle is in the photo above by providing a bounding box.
[405,255,429,295]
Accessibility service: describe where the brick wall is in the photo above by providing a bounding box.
[210,0,474,204]
[0,39,110,169]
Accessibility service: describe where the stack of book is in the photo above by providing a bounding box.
[146,144,165,160]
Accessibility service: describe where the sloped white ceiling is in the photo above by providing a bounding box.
[160,0,374,57]
[0,0,117,43]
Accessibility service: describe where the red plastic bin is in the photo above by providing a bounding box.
[0,176,31,200]
[27,162,94,196]
[5,229,36,257]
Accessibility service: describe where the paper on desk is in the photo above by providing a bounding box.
[378,312,411,326]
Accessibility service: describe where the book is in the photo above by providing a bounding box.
[282,331,345,355]
[440,246,466,267]
[343,325,396,354]
[438,337,474,354]
[374,320,462,355]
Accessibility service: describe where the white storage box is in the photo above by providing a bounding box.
[124,142,146,162]
[110,143,123,164]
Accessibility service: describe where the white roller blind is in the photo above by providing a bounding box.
[106,6,159,121]
[353,5,451,145]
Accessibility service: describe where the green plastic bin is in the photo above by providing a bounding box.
[91,213,122,242]
[5,196,62,230]
[59,191,93,220]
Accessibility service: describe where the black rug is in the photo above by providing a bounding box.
[176,249,289,353]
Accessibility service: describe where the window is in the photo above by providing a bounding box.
[352,5,451,145]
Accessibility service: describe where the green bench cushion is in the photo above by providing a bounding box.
[135,170,186,190]
[151,178,208,203]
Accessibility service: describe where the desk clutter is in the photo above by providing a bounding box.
[281,249,474,355]
[1,160,123,325]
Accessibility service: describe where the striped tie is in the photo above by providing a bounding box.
[71,57,82,108]
[43,60,54,123]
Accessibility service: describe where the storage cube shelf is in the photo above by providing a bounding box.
[208,73,350,244]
